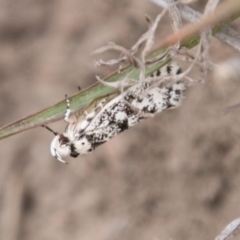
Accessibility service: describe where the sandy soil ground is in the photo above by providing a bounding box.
[0,1,240,240]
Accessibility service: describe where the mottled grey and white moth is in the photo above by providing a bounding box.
[48,62,185,163]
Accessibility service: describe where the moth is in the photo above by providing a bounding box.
[46,62,185,163]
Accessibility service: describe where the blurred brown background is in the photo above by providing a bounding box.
[0,0,240,240]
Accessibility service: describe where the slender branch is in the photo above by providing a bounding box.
[151,0,240,50]
[215,218,240,240]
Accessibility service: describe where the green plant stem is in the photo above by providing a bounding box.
[0,9,239,140]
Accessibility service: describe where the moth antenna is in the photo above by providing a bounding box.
[42,125,58,136]
[64,94,71,122]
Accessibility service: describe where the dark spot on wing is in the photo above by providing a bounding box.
[70,144,79,158]
[118,119,128,132]
[156,69,161,76]
[59,135,70,145]
[166,65,172,74]
[175,89,181,95]
[70,152,79,158]
[176,68,182,75]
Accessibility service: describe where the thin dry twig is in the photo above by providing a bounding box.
[215,218,240,240]
[198,0,220,82]
[92,42,139,67]
[151,0,240,51]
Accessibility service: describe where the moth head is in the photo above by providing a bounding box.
[50,133,95,163]
[44,125,93,163]
[50,134,77,164]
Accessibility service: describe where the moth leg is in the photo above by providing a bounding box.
[124,100,140,114]
[82,97,107,121]
[83,110,96,121]
[94,97,108,111]
[124,100,154,119]
[64,94,76,124]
